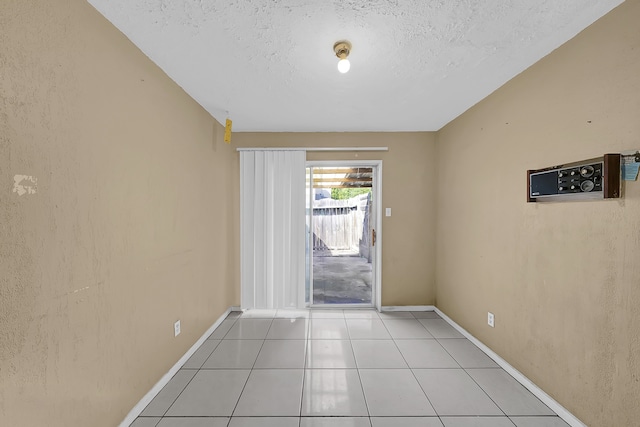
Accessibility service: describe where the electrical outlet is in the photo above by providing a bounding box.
[174,320,181,337]
[487,312,495,328]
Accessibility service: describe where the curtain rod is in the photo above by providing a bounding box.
[236,147,388,152]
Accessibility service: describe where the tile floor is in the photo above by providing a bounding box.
[131,309,569,427]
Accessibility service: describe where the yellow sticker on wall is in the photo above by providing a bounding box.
[224,118,232,144]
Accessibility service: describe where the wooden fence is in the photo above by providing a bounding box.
[312,193,371,260]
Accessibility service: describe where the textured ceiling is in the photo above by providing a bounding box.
[87,0,623,132]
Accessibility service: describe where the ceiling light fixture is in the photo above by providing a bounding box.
[333,40,352,74]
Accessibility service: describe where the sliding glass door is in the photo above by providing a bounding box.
[305,163,379,307]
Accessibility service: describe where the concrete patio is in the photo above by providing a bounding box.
[312,254,372,304]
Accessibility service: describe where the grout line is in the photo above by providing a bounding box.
[298,316,311,418]
[412,314,511,419]
[136,307,572,426]
[459,366,510,418]
[434,307,587,427]
[228,315,273,418]
[381,317,441,418]
[212,317,239,341]
[119,307,235,426]
[158,364,199,418]
[164,311,244,418]
[349,321,372,419]
[191,339,223,370]
[435,337,466,371]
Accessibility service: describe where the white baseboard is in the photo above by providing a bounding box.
[118,307,233,427]
[434,308,587,427]
[381,305,435,312]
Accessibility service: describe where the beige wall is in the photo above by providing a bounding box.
[0,1,238,426]
[436,1,640,426]
[4,0,639,426]
[233,133,437,306]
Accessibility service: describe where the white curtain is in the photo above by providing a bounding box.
[240,150,306,309]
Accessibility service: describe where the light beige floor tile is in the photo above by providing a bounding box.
[510,417,570,427]
[165,370,250,416]
[156,418,229,427]
[301,369,368,416]
[310,319,350,339]
[267,318,309,339]
[201,339,263,369]
[182,340,221,369]
[359,369,436,416]
[371,417,444,427]
[208,319,236,340]
[225,319,273,339]
[230,417,300,427]
[276,309,310,319]
[140,370,197,416]
[130,417,161,427]
[467,369,555,416]
[309,310,345,318]
[377,311,415,320]
[440,417,515,427]
[343,310,380,319]
[413,369,502,416]
[410,312,441,319]
[395,339,459,368]
[382,319,434,339]
[306,340,357,368]
[254,339,307,368]
[418,319,464,338]
[438,339,498,368]
[234,369,304,416]
[239,309,277,319]
[351,340,407,368]
[346,319,392,339]
[301,417,372,427]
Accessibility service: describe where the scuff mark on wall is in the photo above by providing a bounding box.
[12,175,38,196]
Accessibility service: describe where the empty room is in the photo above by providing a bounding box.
[2,1,639,427]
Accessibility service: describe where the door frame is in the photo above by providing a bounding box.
[306,160,383,311]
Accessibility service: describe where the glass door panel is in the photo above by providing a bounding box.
[305,165,375,306]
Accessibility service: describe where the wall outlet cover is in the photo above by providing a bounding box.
[488,312,495,328]
[174,320,181,337]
